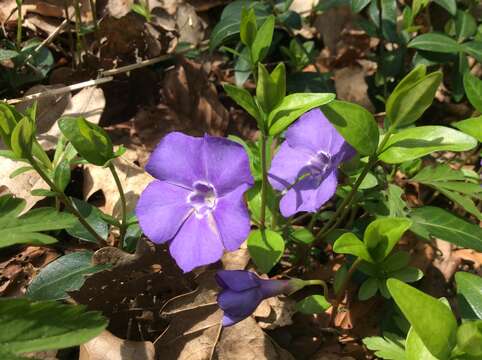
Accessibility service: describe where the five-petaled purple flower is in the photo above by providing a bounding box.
[136,132,254,272]
[216,270,303,326]
[269,109,355,217]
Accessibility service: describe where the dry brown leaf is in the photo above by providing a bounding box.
[333,66,374,112]
[83,148,153,216]
[175,3,205,46]
[221,244,250,270]
[289,0,319,13]
[0,158,47,213]
[255,297,296,330]
[105,0,133,18]
[433,239,462,281]
[453,249,482,270]
[79,330,155,360]
[214,317,295,360]
[314,6,352,53]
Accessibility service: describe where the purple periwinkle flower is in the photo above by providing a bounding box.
[216,270,304,326]
[136,132,254,272]
[269,108,355,217]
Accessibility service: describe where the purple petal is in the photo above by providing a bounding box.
[333,141,356,164]
[217,288,263,319]
[215,270,260,291]
[268,142,314,191]
[146,132,205,187]
[136,180,191,244]
[286,109,347,155]
[169,213,223,272]
[202,135,254,195]
[279,170,338,217]
[258,279,291,298]
[222,313,246,327]
[213,184,251,252]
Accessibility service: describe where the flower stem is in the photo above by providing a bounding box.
[108,162,127,249]
[304,279,329,297]
[29,157,107,246]
[259,133,268,231]
[16,0,22,49]
[330,257,362,324]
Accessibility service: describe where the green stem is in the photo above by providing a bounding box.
[108,162,127,249]
[29,157,107,246]
[304,279,329,297]
[16,1,22,49]
[88,0,98,32]
[259,133,268,230]
[330,258,362,324]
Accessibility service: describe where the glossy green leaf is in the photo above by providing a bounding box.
[250,15,274,64]
[456,320,482,357]
[0,195,76,249]
[240,7,257,47]
[390,267,424,283]
[456,272,482,319]
[408,33,463,53]
[27,252,109,301]
[438,188,482,220]
[66,198,108,243]
[291,228,315,245]
[333,233,373,262]
[453,116,482,142]
[381,251,411,273]
[386,71,442,127]
[224,84,261,122]
[387,279,457,359]
[0,103,20,148]
[0,298,107,355]
[53,159,71,192]
[9,166,33,178]
[10,118,34,159]
[455,11,477,41]
[268,93,335,135]
[247,182,275,224]
[358,277,378,300]
[295,294,331,314]
[247,229,285,273]
[462,41,482,63]
[405,327,438,360]
[391,65,426,96]
[210,1,270,51]
[256,63,286,115]
[433,0,456,16]
[379,126,477,164]
[351,0,370,13]
[364,217,412,263]
[58,116,114,166]
[410,206,482,252]
[380,0,398,42]
[322,100,379,155]
[363,332,406,360]
[412,163,465,182]
[463,72,482,113]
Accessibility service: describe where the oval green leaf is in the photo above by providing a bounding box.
[295,294,331,314]
[247,229,285,273]
[408,33,463,53]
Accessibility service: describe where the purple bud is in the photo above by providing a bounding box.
[215,270,306,326]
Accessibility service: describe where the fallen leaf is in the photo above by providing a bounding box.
[214,317,295,360]
[105,0,133,19]
[255,296,297,330]
[83,148,153,217]
[175,3,205,46]
[79,330,155,360]
[333,66,374,112]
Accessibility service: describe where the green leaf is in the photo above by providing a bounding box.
[256,63,285,115]
[247,229,285,273]
[351,0,370,13]
[433,0,456,16]
[405,327,438,360]
[0,298,107,354]
[295,295,331,314]
[410,206,482,252]
[390,267,424,283]
[379,126,477,164]
[268,93,335,136]
[333,233,373,262]
[290,228,315,245]
[463,72,482,113]
[455,11,477,41]
[453,116,482,142]
[66,198,108,243]
[456,272,482,320]
[363,332,406,360]
[380,0,398,42]
[10,118,34,159]
[408,33,463,53]
[0,103,20,148]
[26,252,109,301]
[359,277,378,300]
[9,166,33,178]
[250,15,275,64]
[364,217,412,263]
[53,159,71,192]
[386,71,442,127]
[437,188,482,220]
[210,1,270,51]
[247,182,275,224]
[387,279,458,359]
[58,116,114,166]
[240,7,257,47]
[411,163,465,182]
[322,100,379,155]
[224,84,261,122]
[30,189,58,197]
[391,65,427,96]
[462,41,482,63]
[456,320,482,357]
[381,251,411,273]
[0,195,77,249]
